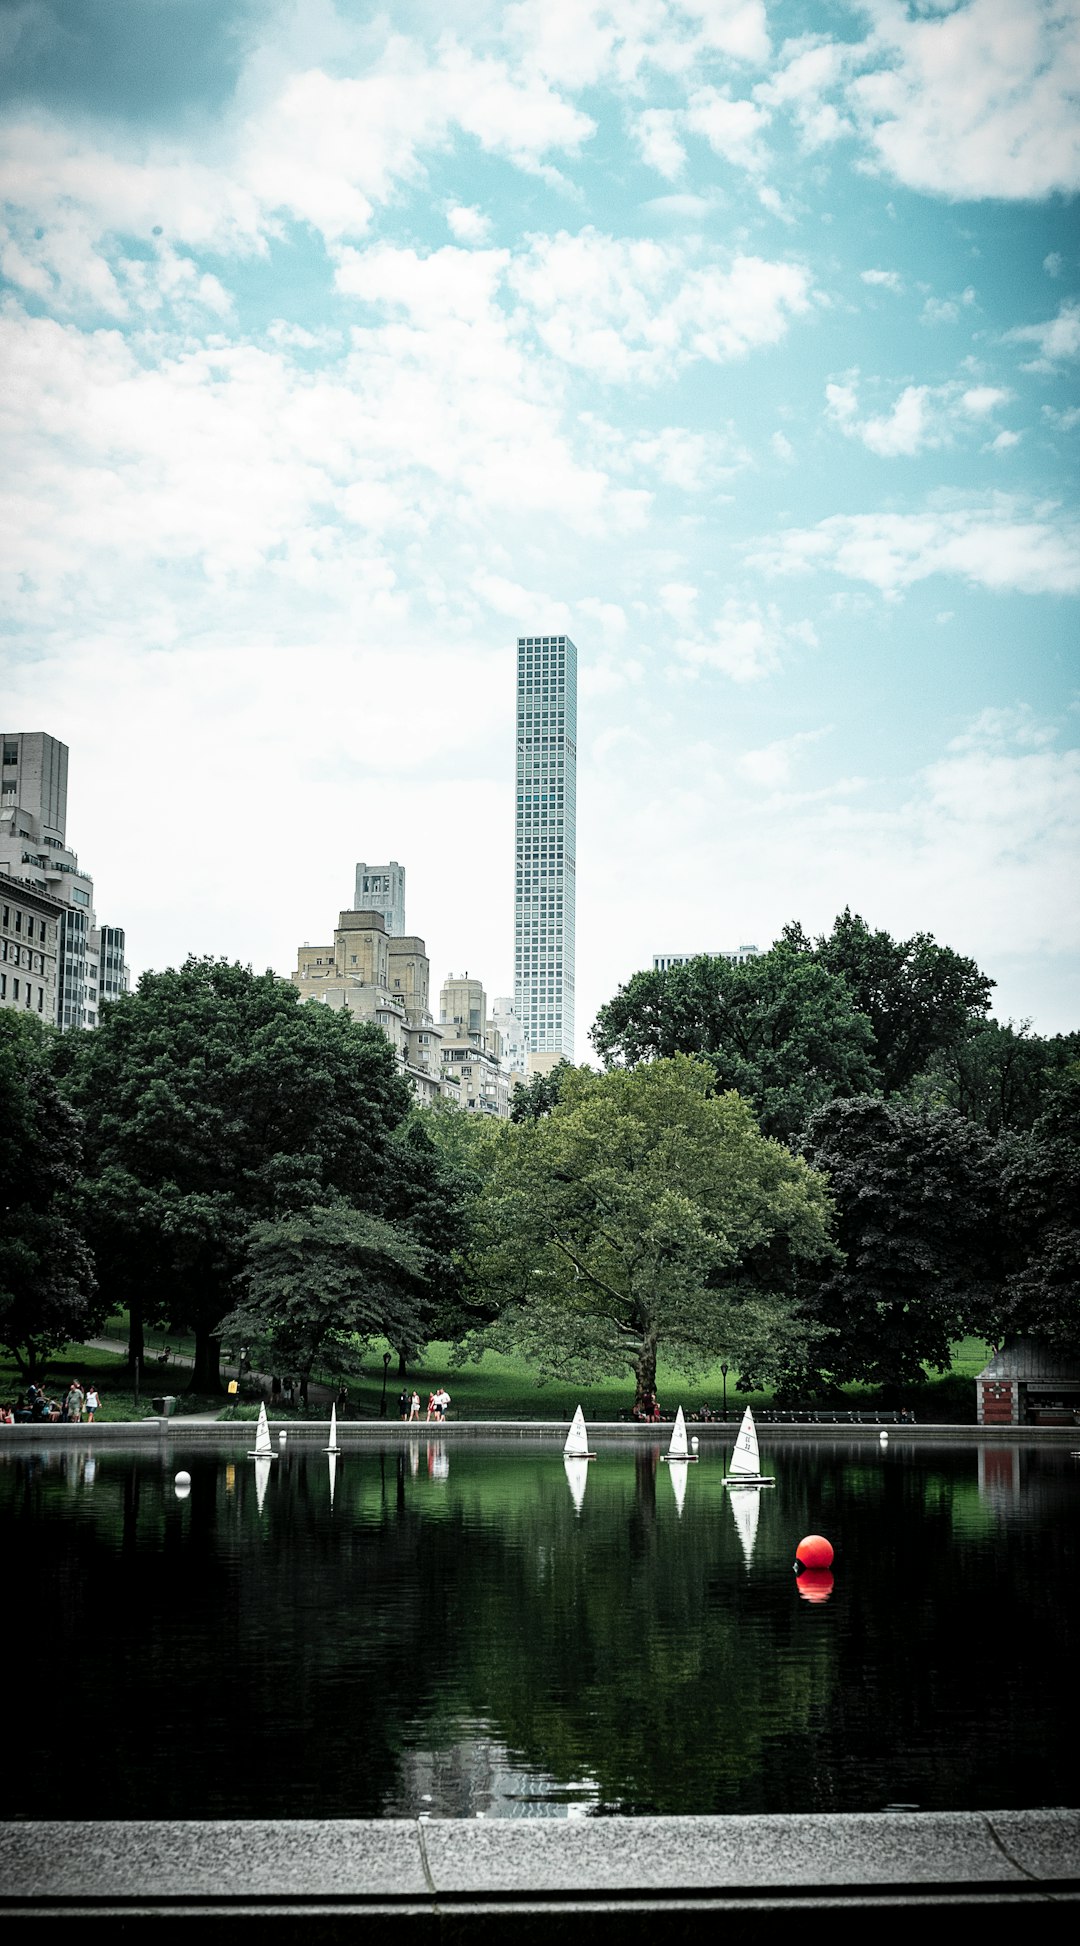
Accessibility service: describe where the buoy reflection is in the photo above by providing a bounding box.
[796,1568,834,1604]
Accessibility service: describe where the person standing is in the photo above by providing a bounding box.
[85,1385,100,1422]
[408,1390,421,1422]
[398,1386,410,1421]
[66,1380,85,1424]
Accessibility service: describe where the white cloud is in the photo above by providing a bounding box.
[510,231,813,380]
[771,429,795,462]
[1006,299,1080,369]
[960,385,1011,416]
[672,599,817,680]
[1044,251,1064,277]
[826,372,1011,455]
[860,384,936,457]
[447,205,493,245]
[752,501,1080,596]
[847,0,1080,201]
[738,727,830,789]
[987,428,1021,452]
[861,268,903,291]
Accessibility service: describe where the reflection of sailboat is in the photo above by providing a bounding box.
[326,1403,341,1454]
[564,1405,596,1460]
[254,1457,272,1511]
[247,1401,278,1461]
[667,1458,689,1516]
[564,1456,589,1515]
[729,1481,760,1564]
[721,1407,774,1489]
[660,1406,698,1463]
[328,1449,338,1511]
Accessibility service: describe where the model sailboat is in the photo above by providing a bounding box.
[721,1406,774,1489]
[326,1403,341,1454]
[660,1406,698,1463]
[564,1405,596,1460]
[247,1400,278,1461]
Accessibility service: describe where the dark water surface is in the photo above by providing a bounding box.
[3,1436,1076,1821]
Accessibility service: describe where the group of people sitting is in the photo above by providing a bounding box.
[4,1380,101,1425]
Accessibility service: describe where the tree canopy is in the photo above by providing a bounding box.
[786,908,994,1095]
[0,1013,99,1378]
[461,1057,836,1410]
[590,942,876,1141]
[800,1096,1003,1387]
[62,958,422,1389]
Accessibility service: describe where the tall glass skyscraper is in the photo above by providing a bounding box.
[514,633,576,1061]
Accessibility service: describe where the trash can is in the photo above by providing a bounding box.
[151,1396,165,1414]
[162,1395,177,1418]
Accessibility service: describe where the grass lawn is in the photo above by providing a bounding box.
[5,1322,991,1423]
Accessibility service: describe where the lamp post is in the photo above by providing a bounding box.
[721,1363,729,1419]
[380,1350,391,1418]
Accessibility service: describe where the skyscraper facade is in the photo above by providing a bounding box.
[514,633,576,1062]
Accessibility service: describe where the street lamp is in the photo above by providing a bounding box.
[721,1363,729,1419]
[380,1350,391,1418]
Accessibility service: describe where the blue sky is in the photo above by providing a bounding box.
[1,0,1077,1046]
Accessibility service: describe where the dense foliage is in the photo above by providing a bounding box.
[460,1057,836,1410]
[0,1013,100,1378]
[61,959,463,1391]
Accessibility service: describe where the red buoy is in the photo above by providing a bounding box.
[795,1533,834,1570]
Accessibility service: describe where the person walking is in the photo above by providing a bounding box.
[66,1380,85,1424]
[408,1390,421,1422]
[398,1387,410,1421]
[85,1385,100,1422]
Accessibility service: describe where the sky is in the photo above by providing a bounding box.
[1,0,1078,1050]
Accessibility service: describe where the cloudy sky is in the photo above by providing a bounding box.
[1,0,1077,1048]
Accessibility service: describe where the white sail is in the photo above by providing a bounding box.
[667,1459,688,1516]
[248,1400,277,1459]
[326,1403,341,1454]
[328,1449,337,1511]
[564,1455,589,1514]
[564,1405,596,1459]
[729,1479,760,1564]
[661,1405,695,1462]
[723,1406,774,1488]
[729,1406,761,1475]
[254,1455,272,1512]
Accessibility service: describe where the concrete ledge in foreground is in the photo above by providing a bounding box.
[1,1811,1077,1937]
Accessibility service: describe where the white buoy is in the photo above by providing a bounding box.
[174,1471,191,1486]
[278,1430,288,1444]
[879,1429,889,1444]
[690,1435,700,1451]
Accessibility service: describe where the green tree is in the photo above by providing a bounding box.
[509,1059,572,1122]
[800,1096,1002,1387]
[218,1205,430,1405]
[462,1057,835,1412]
[64,958,414,1391]
[0,1013,99,1379]
[991,1065,1080,1351]
[914,1019,1080,1135]
[807,908,994,1095]
[590,944,876,1142]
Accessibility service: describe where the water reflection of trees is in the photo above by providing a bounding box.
[1,1443,1075,1820]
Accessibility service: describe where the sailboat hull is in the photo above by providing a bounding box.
[660,1454,698,1463]
[722,1477,774,1489]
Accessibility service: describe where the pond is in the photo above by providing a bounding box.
[3,1435,1076,1822]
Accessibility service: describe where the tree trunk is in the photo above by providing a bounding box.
[128,1299,145,1385]
[189,1327,223,1394]
[632,1323,659,1417]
